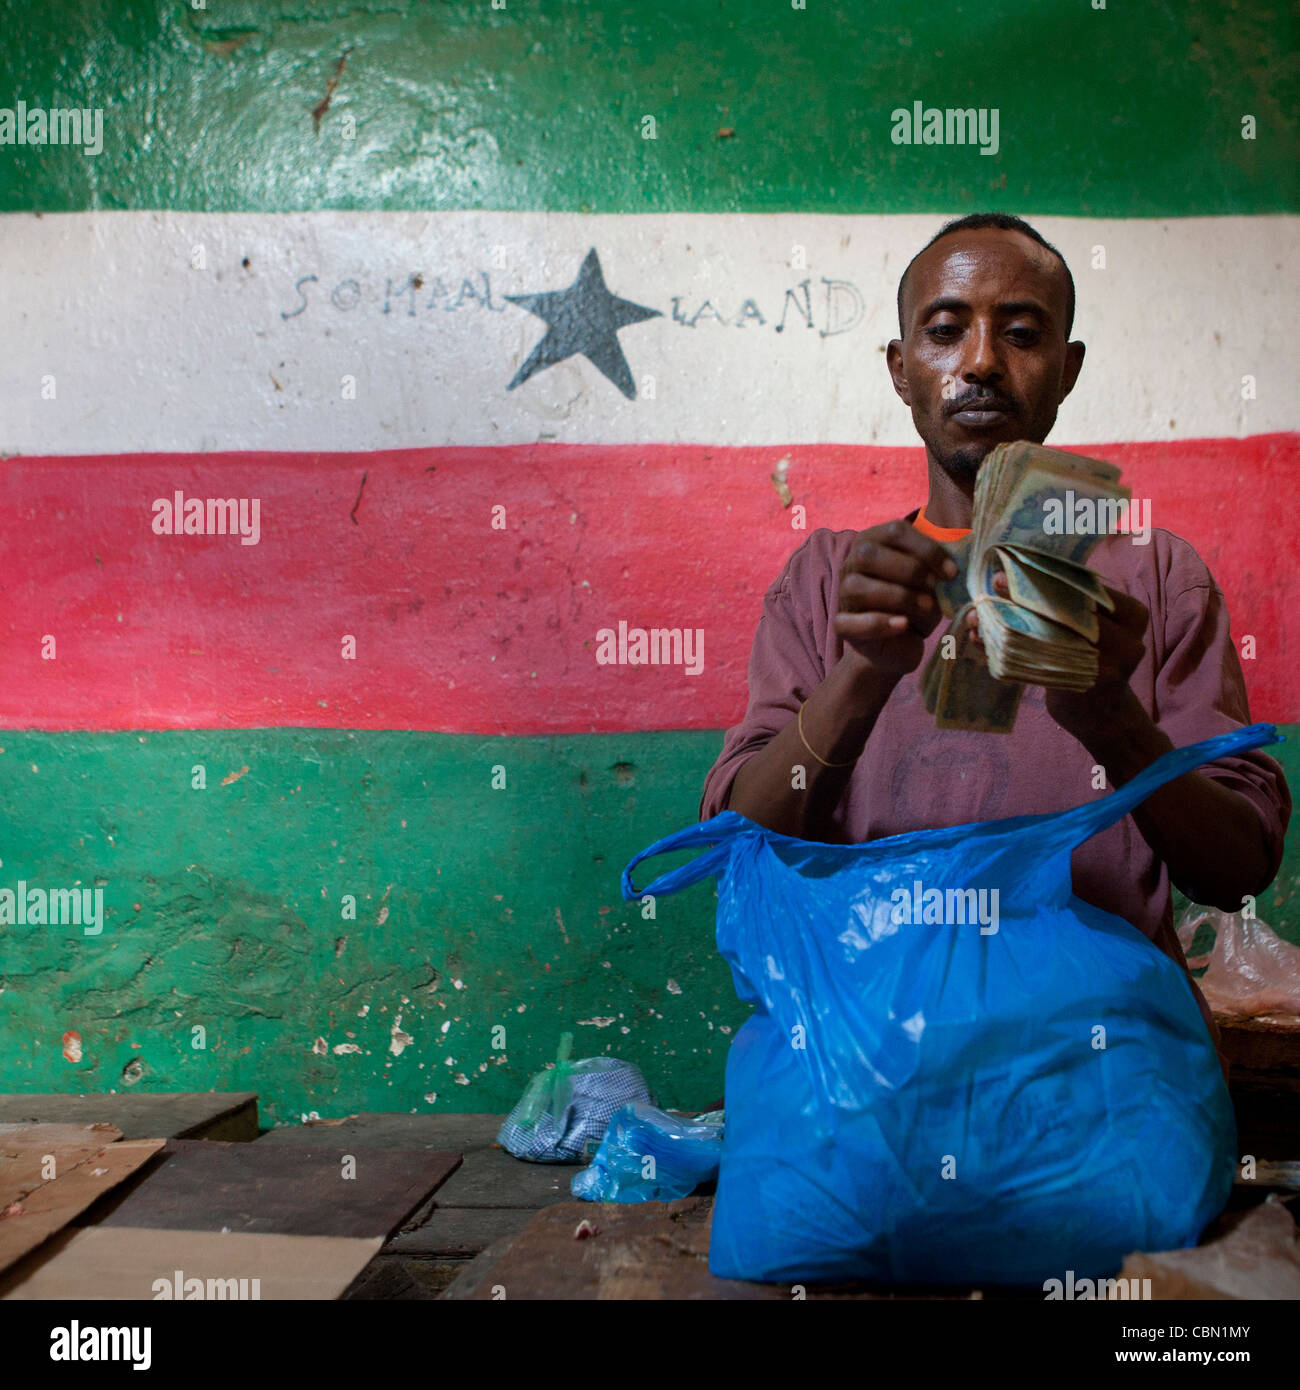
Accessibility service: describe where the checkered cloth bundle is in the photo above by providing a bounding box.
[497,1033,653,1163]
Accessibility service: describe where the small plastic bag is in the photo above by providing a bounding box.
[1176,904,1300,1020]
[497,1033,653,1163]
[571,1103,725,1202]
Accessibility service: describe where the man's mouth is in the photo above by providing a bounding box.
[948,397,1017,429]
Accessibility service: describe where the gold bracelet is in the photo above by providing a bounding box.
[797,700,856,768]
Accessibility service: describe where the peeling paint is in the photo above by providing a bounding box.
[389,1015,414,1056]
[770,455,793,508]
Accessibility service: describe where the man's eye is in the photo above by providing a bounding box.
[925,325,960,340]
[1007,327,1040,344]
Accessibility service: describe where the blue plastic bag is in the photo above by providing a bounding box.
[571,1103,724,1202]
[623,725,1281,1286]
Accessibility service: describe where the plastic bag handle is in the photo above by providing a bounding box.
[515,1031,575,1127]
[1043,722,1282,855]
[621,810,752,900]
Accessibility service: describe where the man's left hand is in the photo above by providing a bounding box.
[965,574,1149,734]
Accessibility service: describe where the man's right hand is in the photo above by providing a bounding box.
[833,520,959,677]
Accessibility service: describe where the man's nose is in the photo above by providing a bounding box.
[960,321,1003,381]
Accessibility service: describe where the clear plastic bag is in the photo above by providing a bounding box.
[571,1102,724,1202]
[497,1032,653,1163]
[1176,904,1300,1021]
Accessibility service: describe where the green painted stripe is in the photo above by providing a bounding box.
[1,1,1295,215]
[1,728,1295,1124]
[0,729,738,1124]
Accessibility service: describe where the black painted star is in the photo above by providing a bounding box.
[505,248,661,400]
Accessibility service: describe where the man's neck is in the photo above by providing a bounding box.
[923,457,975,530]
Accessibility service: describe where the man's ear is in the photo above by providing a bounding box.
[1059,340,1086,402]
[886,339,911,405]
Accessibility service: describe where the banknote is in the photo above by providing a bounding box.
[920,441,1128,732]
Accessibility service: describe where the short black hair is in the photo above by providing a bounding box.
[896,212,1075,337]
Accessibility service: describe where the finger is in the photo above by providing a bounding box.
[843,536,948,593]
[993,572,1010,597]
[834,611,921,645]
[840,573,937,622]
[849,520,958,583]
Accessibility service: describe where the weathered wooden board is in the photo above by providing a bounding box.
[0,1137,163,1276]
[436,1198,1063,1301]
[89,1139,460,1239]
[0,1123,124,1211]
[340,1253,467,1300]
[0,1092,259,1141]
[0,1225,382,1300]
[1221,1016,1300,1074]
[257,1111,502,1151]
[431,1145,573,1210]
[442,1198,801,1300]
[1220,1019,1300,1161]
[386,1205,537,1257]
[259,1112,573,1210]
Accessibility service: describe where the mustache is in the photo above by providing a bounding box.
[946,391,1020,416]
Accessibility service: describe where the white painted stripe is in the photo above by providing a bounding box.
[0,211,1294,453]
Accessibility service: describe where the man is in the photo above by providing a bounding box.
[700,212,1290,1046]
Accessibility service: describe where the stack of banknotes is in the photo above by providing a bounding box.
[921,441,1131,733]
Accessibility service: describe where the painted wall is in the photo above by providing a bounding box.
[1,1,1295,1124]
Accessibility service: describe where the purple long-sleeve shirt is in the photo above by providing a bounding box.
[701,514,1291,1039]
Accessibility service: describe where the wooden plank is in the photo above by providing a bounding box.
[438,1199,1025,1301]
[0,1225,382,1301]
[0,1123,123,1211]
[1221,1016,1300,1074]
[257,1112,502,1151]
[0,1092,259,1141]
[259,1112,572,1210]
[437,1235,537,1302]
[0,1138,163,1277]
[386,1206,536,1257]
[443,1198,791,1300]
[1229,1078,1300,1160]
[341,1254,465,1300]
[431,1146,573,1210]
[1235,1160,1300,1191]
[88,1139,460,1239]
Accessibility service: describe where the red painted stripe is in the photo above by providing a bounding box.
[2,436,1295,732]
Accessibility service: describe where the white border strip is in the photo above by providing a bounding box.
[1,211,1294,453]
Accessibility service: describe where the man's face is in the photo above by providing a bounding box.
[887,228,1085,487]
